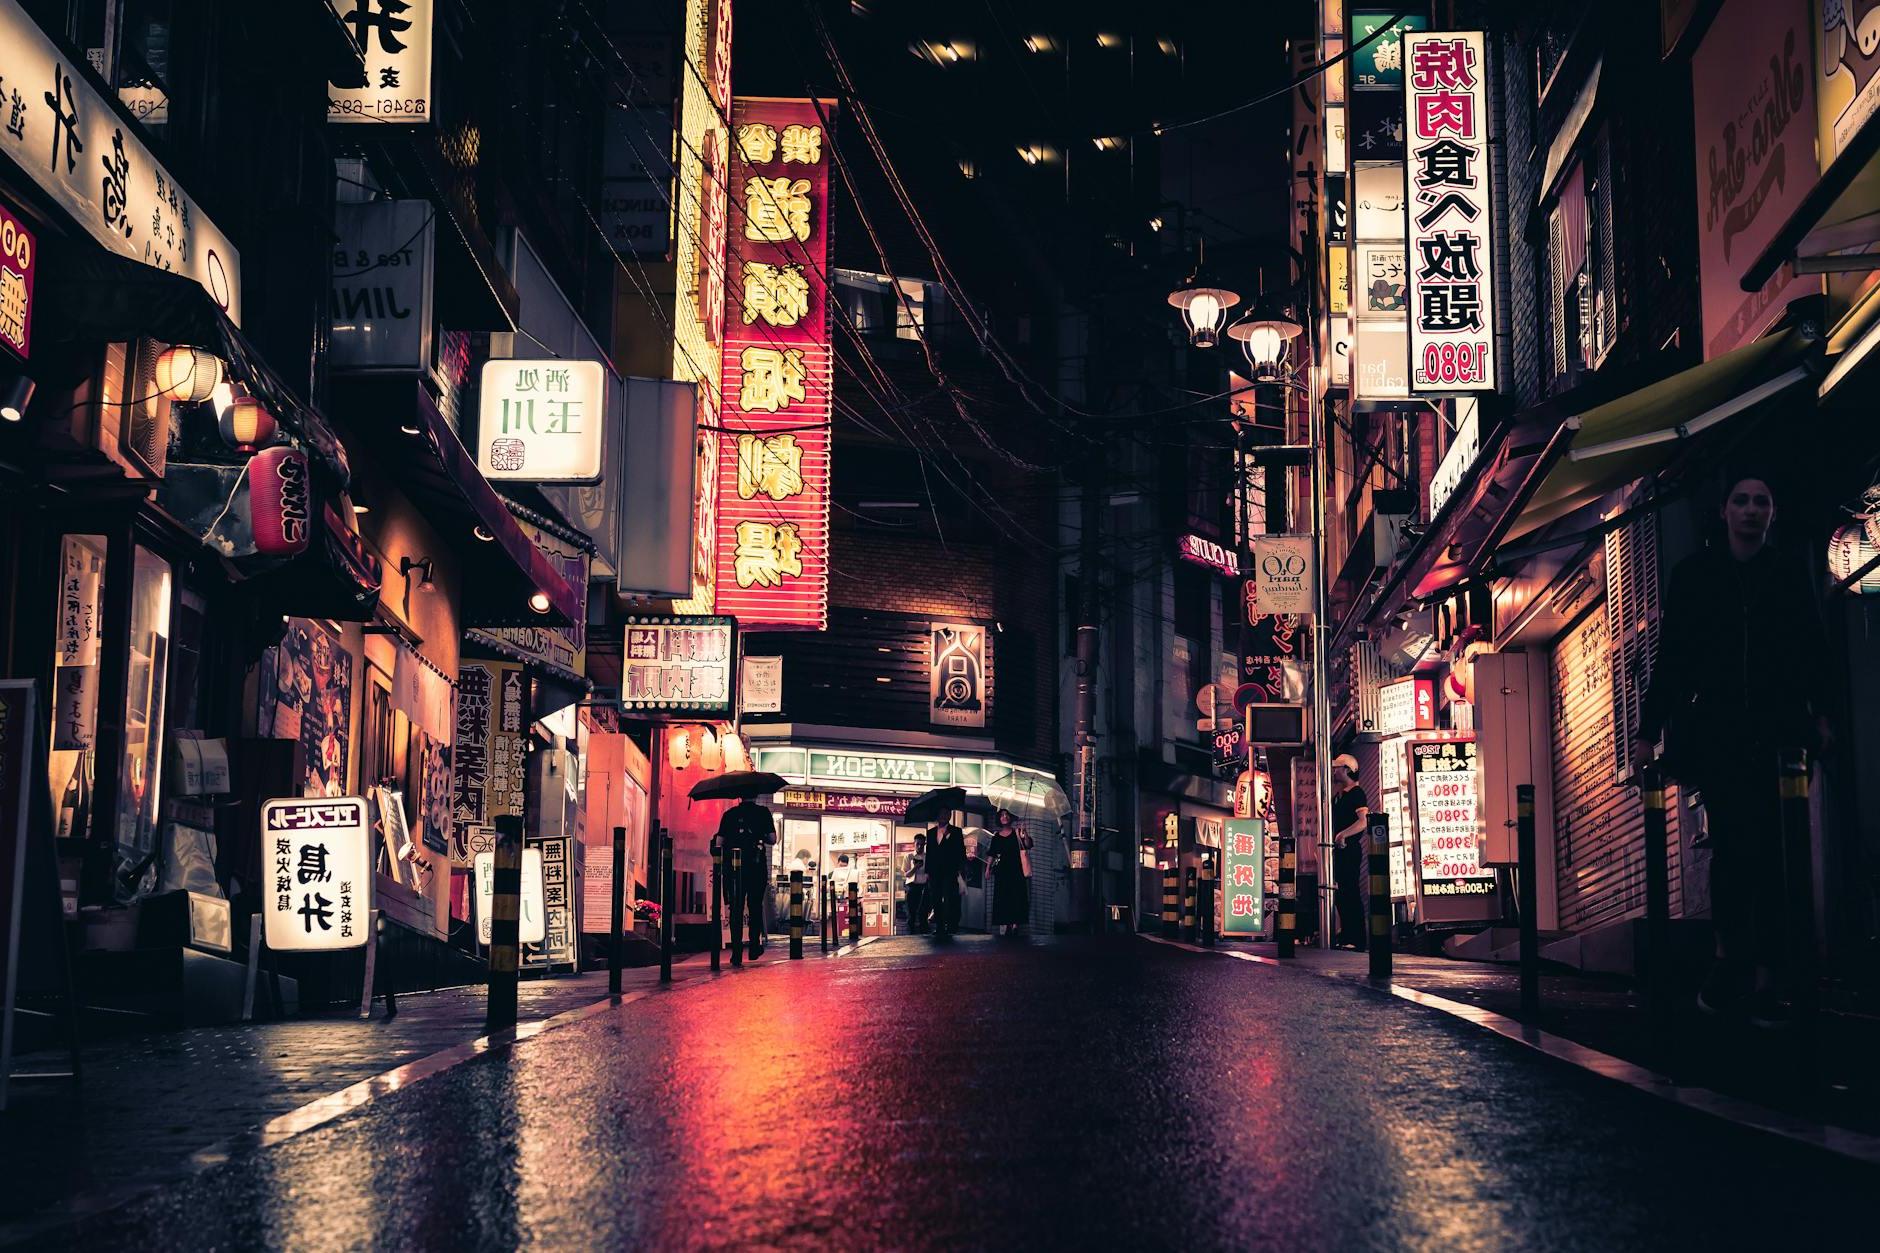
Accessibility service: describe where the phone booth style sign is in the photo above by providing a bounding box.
[1404,31,1498,393]
[262,797,372,951]
[478,359,606,482]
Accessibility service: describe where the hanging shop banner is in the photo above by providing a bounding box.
[451,659,525,864]
[329,0,433,123]
[1222,817,1265,935]
[1691,0,1817,361]
[1251,536,1315,617]
[0,200,33,359]
[477,359,607,482]
[621,616,735,715]
[523,834,576,968]
[712,97,837,629]
[1410,736,1498,922]
[1404,31,1498,393]
[257,619,355,798]
[261,796,372,951]
[474,847,546,946]
[329,199,435,372]
[1375,675,1436,735]
[929,623,988,728]
[0,0,241,320]
[740,654,783,714]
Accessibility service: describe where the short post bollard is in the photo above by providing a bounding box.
[1277,833,1296,959]
[1517,784,1540,1021]
[1199,855,1217,946]
[609,825,627,995]
[709,836,722,974]
[820,875,831,951]
[789,870,805,959]
[729,846,744,967]
[1367,812,1392,980]
[486,815,523,1032]
[659,829,675,984]
[848,881,862,944]
[1161,868,1179,938]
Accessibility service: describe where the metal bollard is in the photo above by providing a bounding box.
[709,837,722,973]
[820,874,831,951]
[1161,869,1179,938]
[1200,856,1217,947]
[486,815,523,1032]
[659,829,675,984]
[1640,765,1670,1032]
[609,825,627,995]
[789,870,805,959]
[1367,813,1391,980]
[848,881,862,943]
[729,846,744,967]
[1277,833,1296,959]
[1517,785,1540,1021]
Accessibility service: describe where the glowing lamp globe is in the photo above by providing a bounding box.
[1167,283,1239,349]
[154,345,224,404]
[220,387,277,450]
[1229,297,1304,380]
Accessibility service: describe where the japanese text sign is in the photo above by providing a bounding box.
[261,797,372,951]
[475,847,546,946]
[1410,736,1498,922]
[477,359,606,482]
[713,97,836,629]
[1222,816,1265,935]
[329,0,433,123]
[0,201,32,359]
[523,834,575,967]
[1404,31,1498,392]
[0,0,240,321]
[451,659,525,864]
[620,616,735,715]
[1374,675,1435,735]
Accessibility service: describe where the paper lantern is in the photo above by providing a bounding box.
[220,387,277,450]
[247,446,312,557]
[154,345,224,404]
[1828,523,1880,594]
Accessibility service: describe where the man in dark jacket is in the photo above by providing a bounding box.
[716,798,776,958]
[1639,476,1831,1026]
[926,822,965,938]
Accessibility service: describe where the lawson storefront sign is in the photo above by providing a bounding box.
[808,752,952,786]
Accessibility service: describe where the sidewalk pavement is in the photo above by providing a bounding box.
[1216,939,1880,1138]
[0,942,847,1242]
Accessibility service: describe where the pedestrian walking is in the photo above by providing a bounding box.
[1638,474,1831,1028]
[715,796,777,959]
[927,820,965,938]
[988,808,1033,937]
[904,832,930,934]
[1329,753,1370,950]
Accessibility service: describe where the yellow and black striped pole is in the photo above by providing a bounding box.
[848,880,862,943]
[1199,855,1217,947]
[1367,812,1391,979]
[1517,785,1539,1020]
[1277,833,1296,959]
[1161,868,1179,939]
[709,837,723,973]
[728,846,744,967]
[789,869,805,959]
[485,814,523,1032]
[1181,865,1198,942]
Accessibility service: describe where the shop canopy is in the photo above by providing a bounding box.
[1740,112,1880,297]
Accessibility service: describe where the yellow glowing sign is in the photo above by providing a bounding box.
[736,433,805,501]
[737,345,807,413]
[733,520,804,588]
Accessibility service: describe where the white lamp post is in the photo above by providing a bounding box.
[1166,242,1239,349]
[1228,294,1303,381]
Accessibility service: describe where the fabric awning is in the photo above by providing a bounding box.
[1502,327,1816,543]
[344,380,582,627]
[1741,112,1880,293]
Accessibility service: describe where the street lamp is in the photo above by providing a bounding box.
[1228,293,1304,381]
[1166,242,1239,349]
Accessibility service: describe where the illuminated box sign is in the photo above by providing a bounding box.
[477,359,607,482]
[713,97,837,630]
[475,847,546,946]
[1177,534,1240,577]
[1250,535,1314,617]
[1410,736,1498,922]
[0,201,33,359]
[0,0,240,321]
[451,659,525,865]
[780,789,911,818]
[929,623,987,728]
[329,0,433,123]
[1374,675,1435,735]
[808,752,951,786]
[1222,816,1265,935]
[1404,31,1498,393]
[620,616,736,715]
[262,797,372,951]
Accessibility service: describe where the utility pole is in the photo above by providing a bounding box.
[1074,432,1103,933]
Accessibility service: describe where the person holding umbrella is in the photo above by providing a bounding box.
[987,808,1033,937]
[691,770,787,960]
[905,786,967,939]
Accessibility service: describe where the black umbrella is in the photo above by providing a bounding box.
[688,770,788,802]
[904,785,967,825]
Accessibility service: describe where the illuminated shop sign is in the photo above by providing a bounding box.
[808,752,951,786]
[1410,736,1498,922]
[329,0,433,123]
[620,616,736,715]
[262,797,372,951]
[1374,675,1435,736]
[477,359,607,482]
[0,200,33,359]
[1222,816,1265,935]
[1178,534,1240,577]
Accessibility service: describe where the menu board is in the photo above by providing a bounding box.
[1410,737,1498,923]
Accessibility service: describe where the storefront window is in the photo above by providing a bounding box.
[50,534,107,843]
[115,545,172,899]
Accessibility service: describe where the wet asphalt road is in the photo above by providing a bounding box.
[45,934,1878,1250]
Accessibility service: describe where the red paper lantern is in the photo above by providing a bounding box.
[247,446,312,557]
[220,386,277,450]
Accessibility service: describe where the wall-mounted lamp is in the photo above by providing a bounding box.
[528,589,552,614]
[0,374,34,422]
[399,556,436,591]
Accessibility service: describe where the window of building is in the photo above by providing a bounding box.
[50,534,108,845]
[114,545,172,898]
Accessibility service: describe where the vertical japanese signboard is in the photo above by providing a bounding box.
[1348,10,1425,401]
[1410,736,1498,922]
[0,0,240,320]
[329,0,433,123]
[451,659,525,864]
[1222,817,1265,935]
[262,797,372,951]
[0,201,33,360]
[1404,30,1498,392]
[713,98,836,629]
[525,833,576,968]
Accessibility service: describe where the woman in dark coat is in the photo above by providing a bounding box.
[987,809,1033,937]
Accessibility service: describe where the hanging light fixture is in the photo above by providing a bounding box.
[1228,290,1304,381]
[154,345,225,404]
[219,385,277,450]
[1166,240,1239,349]
[528,589,552,614]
